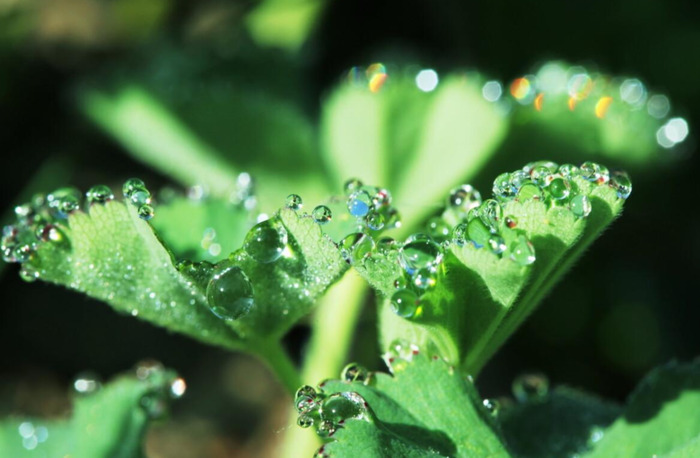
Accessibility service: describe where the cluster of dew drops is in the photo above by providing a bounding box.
[14,360,185,452]
[1,179,154,282]
[387,160,632,321]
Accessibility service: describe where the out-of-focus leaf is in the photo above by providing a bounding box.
[0,366,181,457]
[246,0,326,51]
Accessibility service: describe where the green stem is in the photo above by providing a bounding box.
[254,340,301,398]
[278,272,368,458]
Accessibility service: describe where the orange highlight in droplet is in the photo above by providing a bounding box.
[368,73,388,93]
[534,93,544,111]
[595,96,613,118]
[568,97,577,111]
[510,77,531,100]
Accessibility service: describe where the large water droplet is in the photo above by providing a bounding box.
[467,218,491,248]
[286,194,303,210]
[366,211,385,231]
[493,173,515,200]
[390,289,420,318]
[398,234,443,274]
[510,235,535,266]
[546,175,571,200]
[570,194,592,218]
[339,233,375,265]
[452,223,468,246]
[244,218,288,263]
[86,185,114,205]
[123,178,146,198]
[480,199,503,233]
[609,172,632,199]
[427,217,451,242]
[312,205,332,225]
[347,190,372,217]
[297,415,314,428]
[341,363,369,383]
[206,266,254,320]
[321,392,370,424]
[448,185,482,218]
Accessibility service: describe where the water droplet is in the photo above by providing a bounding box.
[467,218,490,248]
[517,182,543,201]
[297,415,314,428]
[570,194,592,218]
[505,216,518,229]
[480,199,503,232]
[399,234,443,274]
[558,164,579,177]
[512,373,549,402]
[546,175,571,200]
[341,363,369,383]
[647,94,670,119]
[366,211,385,231]
[296,385,317,400]
[170,377,187,398]
[206,266,254,320]
[390,289,420,318]
[286,194,303,210]
[372,188,392,208]
[393,275,408,289]
[483,398,500,416]
[47,188,81,218]
[510,235,536,266]
[530,166,552,186]
[412,267,437,290]
[135,360,165,380]
[488,235,507,255]
[312,205,332,225]
[609,172,632,199]
[316,419,336,438]
[383,340,420,374]
[321,392,370,424]
[416,68,439,92]
[448,185,482,218]
[493,172,515,200]
[73,372,101,394]
[427,217,451,242]
[140,390,168,419]
[346,190,372,217]
[377,237,397,254]
[580,161,605,184]
[244,218,288,263]
[339,233,375,265]
[344,178,363,194]
[138,204,155,221]
[19,265,38,282]
[123,178,146,198]
[86,185,114,205]
[452,223,468,246]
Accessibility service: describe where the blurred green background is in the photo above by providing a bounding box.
[0,0,698,455]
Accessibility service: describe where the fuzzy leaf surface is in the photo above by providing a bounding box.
[307,353,508,457]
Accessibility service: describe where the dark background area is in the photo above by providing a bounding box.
[0,0,698,451]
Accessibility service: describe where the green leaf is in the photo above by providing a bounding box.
[499,387,621,457]
[296,351,508,457]
[585,361,700,457]
[81,86,328,213]
[321,70,506,230]
[246,0,327,51]
[6,188,347,349]
[0,365,181,457]
[355,163,628,373]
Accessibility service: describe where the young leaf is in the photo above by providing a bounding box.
[585,361,700,457]
[499,387,621,457]
[353,161,630,373]
[2,184,347,350]
[0,364,183,457]
[321,67,506,229]
[294,349,508,457]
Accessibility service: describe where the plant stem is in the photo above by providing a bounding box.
[278,271,368,458]
[254,340,301,398]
